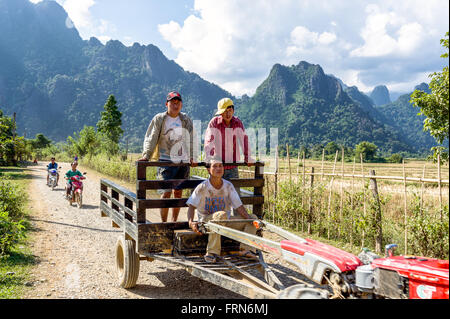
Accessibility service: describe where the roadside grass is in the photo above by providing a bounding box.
[0,165,36,299]
[0,247,35,298]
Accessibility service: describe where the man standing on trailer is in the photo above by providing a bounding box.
[204,98,253,195]
[138,91,195,222]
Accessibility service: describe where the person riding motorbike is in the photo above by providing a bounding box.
[64,161,83,199]
[47,157,59,186]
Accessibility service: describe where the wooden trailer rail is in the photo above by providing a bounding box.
[100,179,138,241]
[100,161,265,254]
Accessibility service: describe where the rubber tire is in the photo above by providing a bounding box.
[76,193,82,208]
[277,284,330,299]
[115,235,140,288]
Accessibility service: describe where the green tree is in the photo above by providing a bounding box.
[387,153,403,164]
[355,141,378,161]
[97,95,123,155]
[32,133,52,149]
[0,110,17,165]
[324,142,340,156]
[410,32,449,162]
[67,126,101,159]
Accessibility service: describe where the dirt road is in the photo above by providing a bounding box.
[23,162,247,299]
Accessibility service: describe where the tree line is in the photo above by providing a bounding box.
[0,94,123,165]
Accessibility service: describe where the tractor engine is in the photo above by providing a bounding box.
[354,247,449,299]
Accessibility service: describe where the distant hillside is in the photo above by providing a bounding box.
[235,62,412,153]
[375,83,438,153]
[370,85,391,106]
[0,0,232,148]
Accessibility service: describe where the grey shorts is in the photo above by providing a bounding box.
[223,167,240,195]
[156,162,190,194]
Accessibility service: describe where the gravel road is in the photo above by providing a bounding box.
[23,162,306,299]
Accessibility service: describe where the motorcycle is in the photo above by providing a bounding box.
[47,167,61,191]
[66,173,87,208]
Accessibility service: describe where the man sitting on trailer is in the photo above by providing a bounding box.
[186,158,259,263]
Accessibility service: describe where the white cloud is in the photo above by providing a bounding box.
[159,0,448,96]
[51,0,117,43]
[350,5,426,58]
[61,0,96,29]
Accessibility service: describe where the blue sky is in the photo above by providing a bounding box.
[30,0,449,97]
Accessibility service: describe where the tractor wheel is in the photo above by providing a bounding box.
[115,235,140,288]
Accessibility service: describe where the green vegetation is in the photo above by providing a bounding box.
[407,194,449,259]
[0,167,35,298]
[410,32,449,163]
[0,170,29,256]
[97,95,124,156]
[264,178,449,260]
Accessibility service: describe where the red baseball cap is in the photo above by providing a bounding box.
[166,91,182,101]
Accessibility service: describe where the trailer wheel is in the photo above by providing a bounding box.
[277,284,330,299]
[115,235,140,288]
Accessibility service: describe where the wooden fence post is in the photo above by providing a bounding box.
[438,153,442,216]
[369,170,382,254]
[301,151,306,232]
[402,159,408,255]
[274,146,279,199]
[327,150,339,240]
[350,157,356,247]
[321,149,325,182]
[339,147,344,239]
[308,167,315,234]
[302,151,306,187]
[274,146,279,224]
[286,144,291,183]
[360,153,366,249]
[421,164,426,212]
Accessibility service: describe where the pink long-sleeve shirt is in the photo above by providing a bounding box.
[204,116,250,169]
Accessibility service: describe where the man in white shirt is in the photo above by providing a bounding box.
[138,91,195,222]
[186,159,259,263]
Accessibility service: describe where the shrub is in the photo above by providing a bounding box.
[407,195,449,259]
[387,153,403,163]
[0,178,26,221]
[0,209,26,255]
[0,177,27,256]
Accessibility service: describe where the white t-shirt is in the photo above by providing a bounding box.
[159,115,188,162]
[186,179,243,222]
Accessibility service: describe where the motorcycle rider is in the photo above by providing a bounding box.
[64,161,83,199]
[47,157,59,186]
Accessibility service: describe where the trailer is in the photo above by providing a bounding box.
[100,161,449,299]
[100,161,329,299]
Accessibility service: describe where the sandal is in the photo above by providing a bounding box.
[239,250,258,260]
[204,254,217,263]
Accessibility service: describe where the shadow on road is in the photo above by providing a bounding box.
[78,204,99,210]
[128,268,245,299]
[29,217,120,234]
